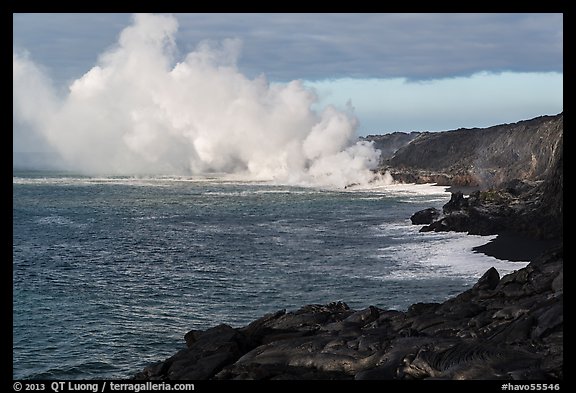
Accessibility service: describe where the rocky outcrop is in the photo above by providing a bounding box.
[419,189,518,235]
[410,208,440,225]
[370,113,563,189]
[415,134,562,241]
[134,247,562,380]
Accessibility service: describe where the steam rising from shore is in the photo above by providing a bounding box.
[13,13,385,188]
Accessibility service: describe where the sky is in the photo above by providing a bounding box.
[12,13,563,180]
[13,13,563,133]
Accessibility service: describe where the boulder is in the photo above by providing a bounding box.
[410,208,441,224]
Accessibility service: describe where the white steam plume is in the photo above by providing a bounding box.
[13,13,386,188]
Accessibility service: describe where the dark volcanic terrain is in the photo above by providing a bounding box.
[371,113,562,189]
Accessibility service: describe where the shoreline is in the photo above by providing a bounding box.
[134,185,563,380]
[473,231,561,262]
[444,185,481,195]
[436,188,550,264]
[133,180,562,380]
[134,245,563,380]
[134,113,563,380]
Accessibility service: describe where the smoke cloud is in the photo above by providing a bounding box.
[13,13,385,188]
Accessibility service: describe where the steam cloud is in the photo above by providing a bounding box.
[13,13,385,188]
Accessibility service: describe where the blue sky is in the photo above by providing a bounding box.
[13,13,563,138]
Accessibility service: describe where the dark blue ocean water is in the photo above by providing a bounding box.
[12,172,527,380]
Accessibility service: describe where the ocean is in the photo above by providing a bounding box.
[12,171,528,380]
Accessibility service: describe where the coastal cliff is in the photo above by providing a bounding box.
[369,113,563,189]
[134,114,562,380]
[409,114,563,241]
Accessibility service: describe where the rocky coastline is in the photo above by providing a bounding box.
[134,114,562,380]
[134,206,562,380]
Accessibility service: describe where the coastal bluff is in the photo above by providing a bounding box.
[134,114,562,380]
[368,113,563,189]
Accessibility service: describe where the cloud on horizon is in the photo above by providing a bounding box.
[13,13,563,85]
